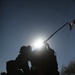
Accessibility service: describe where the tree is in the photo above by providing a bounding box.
[60,60,75,75]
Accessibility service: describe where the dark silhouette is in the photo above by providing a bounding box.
[6,44,59,75]
[6,60,20,75]
[30,43,59,75]
[6,45,32,75]
[1,72,6,75]
[15,46,32,75]
[61,60,75,75]
[45,43,59,75]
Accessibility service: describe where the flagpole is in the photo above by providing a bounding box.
[44,22,69,43]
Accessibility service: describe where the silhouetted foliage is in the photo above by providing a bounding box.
[61,60,75,75]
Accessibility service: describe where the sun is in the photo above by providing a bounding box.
[33,38,44,49]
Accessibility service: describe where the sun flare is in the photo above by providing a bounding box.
[33,38,44,49]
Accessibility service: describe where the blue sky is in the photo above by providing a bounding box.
[0,0,75,72]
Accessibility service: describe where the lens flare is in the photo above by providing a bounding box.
[33,38,44,49]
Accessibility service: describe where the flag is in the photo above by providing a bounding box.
[69,20,75,30]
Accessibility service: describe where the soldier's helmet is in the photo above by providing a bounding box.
[19,46,27,53]
[19,45,32,54]
[27,45,32,52]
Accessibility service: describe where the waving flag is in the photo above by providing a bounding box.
[69,20,75,30]
[44,20,75,42]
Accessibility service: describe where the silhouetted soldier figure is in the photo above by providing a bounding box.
[6,60,18,75]
[29,49,39,75]
[6,45,32,75]
[15,45,32,75]
[30,43,59,75]
[45,43,59,75]
[30,44,48,75]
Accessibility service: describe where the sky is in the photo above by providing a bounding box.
[0,0,75,73]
